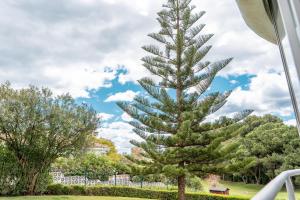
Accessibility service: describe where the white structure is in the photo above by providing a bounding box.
[236,0,300,199]
[109,174,130,185]
[237,0,300,131]
[86,143,110,156]
[51,171,165,188]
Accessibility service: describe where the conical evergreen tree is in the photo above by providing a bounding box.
[118,0,252,199]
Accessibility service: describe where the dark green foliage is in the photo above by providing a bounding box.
[63,154,114,181]
[132,174,168,183]
[0,144,22,195]
[227,115,300,185]
[186,176,203,191]
[53,154,130,181]
[117,0,251,199]
[0,144,52,195]
[0,83,99,194]
[46,184,249,200]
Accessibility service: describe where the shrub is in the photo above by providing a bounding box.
[0,145,52,195]
[46,184,70,195]
[0,145,20,195]
[47,184,249,200]
[186,176,203,191]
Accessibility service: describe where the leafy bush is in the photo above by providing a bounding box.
[0,145,21,195]
[47,184,249,200]
[53,153,130,182]
[186,176,203,191]
[0,145,52,195]
[0,83,99,194]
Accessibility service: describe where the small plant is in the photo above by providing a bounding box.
[186,176,203,191]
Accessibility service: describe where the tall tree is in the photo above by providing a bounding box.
[89,137,121,161]
[117,0,251,199]
[0,83,99,194]
[227,115,300,184]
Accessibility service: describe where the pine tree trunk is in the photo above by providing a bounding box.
[175,1,184,199]
[178,175,186,200]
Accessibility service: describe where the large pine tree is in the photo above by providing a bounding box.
[118,0,252,199]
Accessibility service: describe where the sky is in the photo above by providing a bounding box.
[0,0,296,153]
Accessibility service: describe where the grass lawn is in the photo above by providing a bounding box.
[2,181,300,200]
[0,197,151,200]
[202,180,300,200]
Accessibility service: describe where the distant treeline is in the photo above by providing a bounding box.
[222,115,300,185]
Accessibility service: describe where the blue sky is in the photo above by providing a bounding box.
[0,0,296,152]
[76,71,253,120]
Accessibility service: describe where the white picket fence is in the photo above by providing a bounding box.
[51,171,165,188]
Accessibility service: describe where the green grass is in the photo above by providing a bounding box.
[2,181,300,200]
[201,180,300,200]
[0,197,150,200]
[162,180,300,199]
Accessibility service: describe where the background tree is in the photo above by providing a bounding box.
[88,137,121,161]
[227,115,300,184]
[53,153,130,181]
[0,83,99,194]
[82,154,115,181]
[118,0,251,199]
[0,144,22,195]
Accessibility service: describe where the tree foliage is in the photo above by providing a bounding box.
[88,137,121,161]
[0,144,22,195]
[53,153,130,181]
[227,115,300,184]
[0,83,99,194]
[117,0,251,199]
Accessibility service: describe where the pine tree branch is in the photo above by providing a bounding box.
[187,24,205,40]
[118,101,177,134]
[133,96,177,123]
[185,34,213,49]
[148,33,169,45]
[134,95,176,118]
[131,102,177,124]
[139,79,177,109]
[193,61,210,73]
[186,11,206,30]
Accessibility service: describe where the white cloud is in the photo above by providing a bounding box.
[105,90,139,102]
[0,0,285,98]
[284,119,297,126]
[98,121,141,153]
[97,112,114,121]
[0,0,160,97]
[121,112,132,122]
[0,0,293,153]
[41,65,116,97]
[229,80,238,85]
[211,72,294,119]
[192,1,283,77]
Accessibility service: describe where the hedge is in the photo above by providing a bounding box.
[46,184,249,200]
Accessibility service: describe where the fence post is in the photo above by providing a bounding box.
[84,168,87,187]
[166,181,168,190]
[114,170,117,186]
[140,176,144,188]
[286,177,296,200]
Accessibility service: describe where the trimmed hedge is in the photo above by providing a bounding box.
[47,184,249,200]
